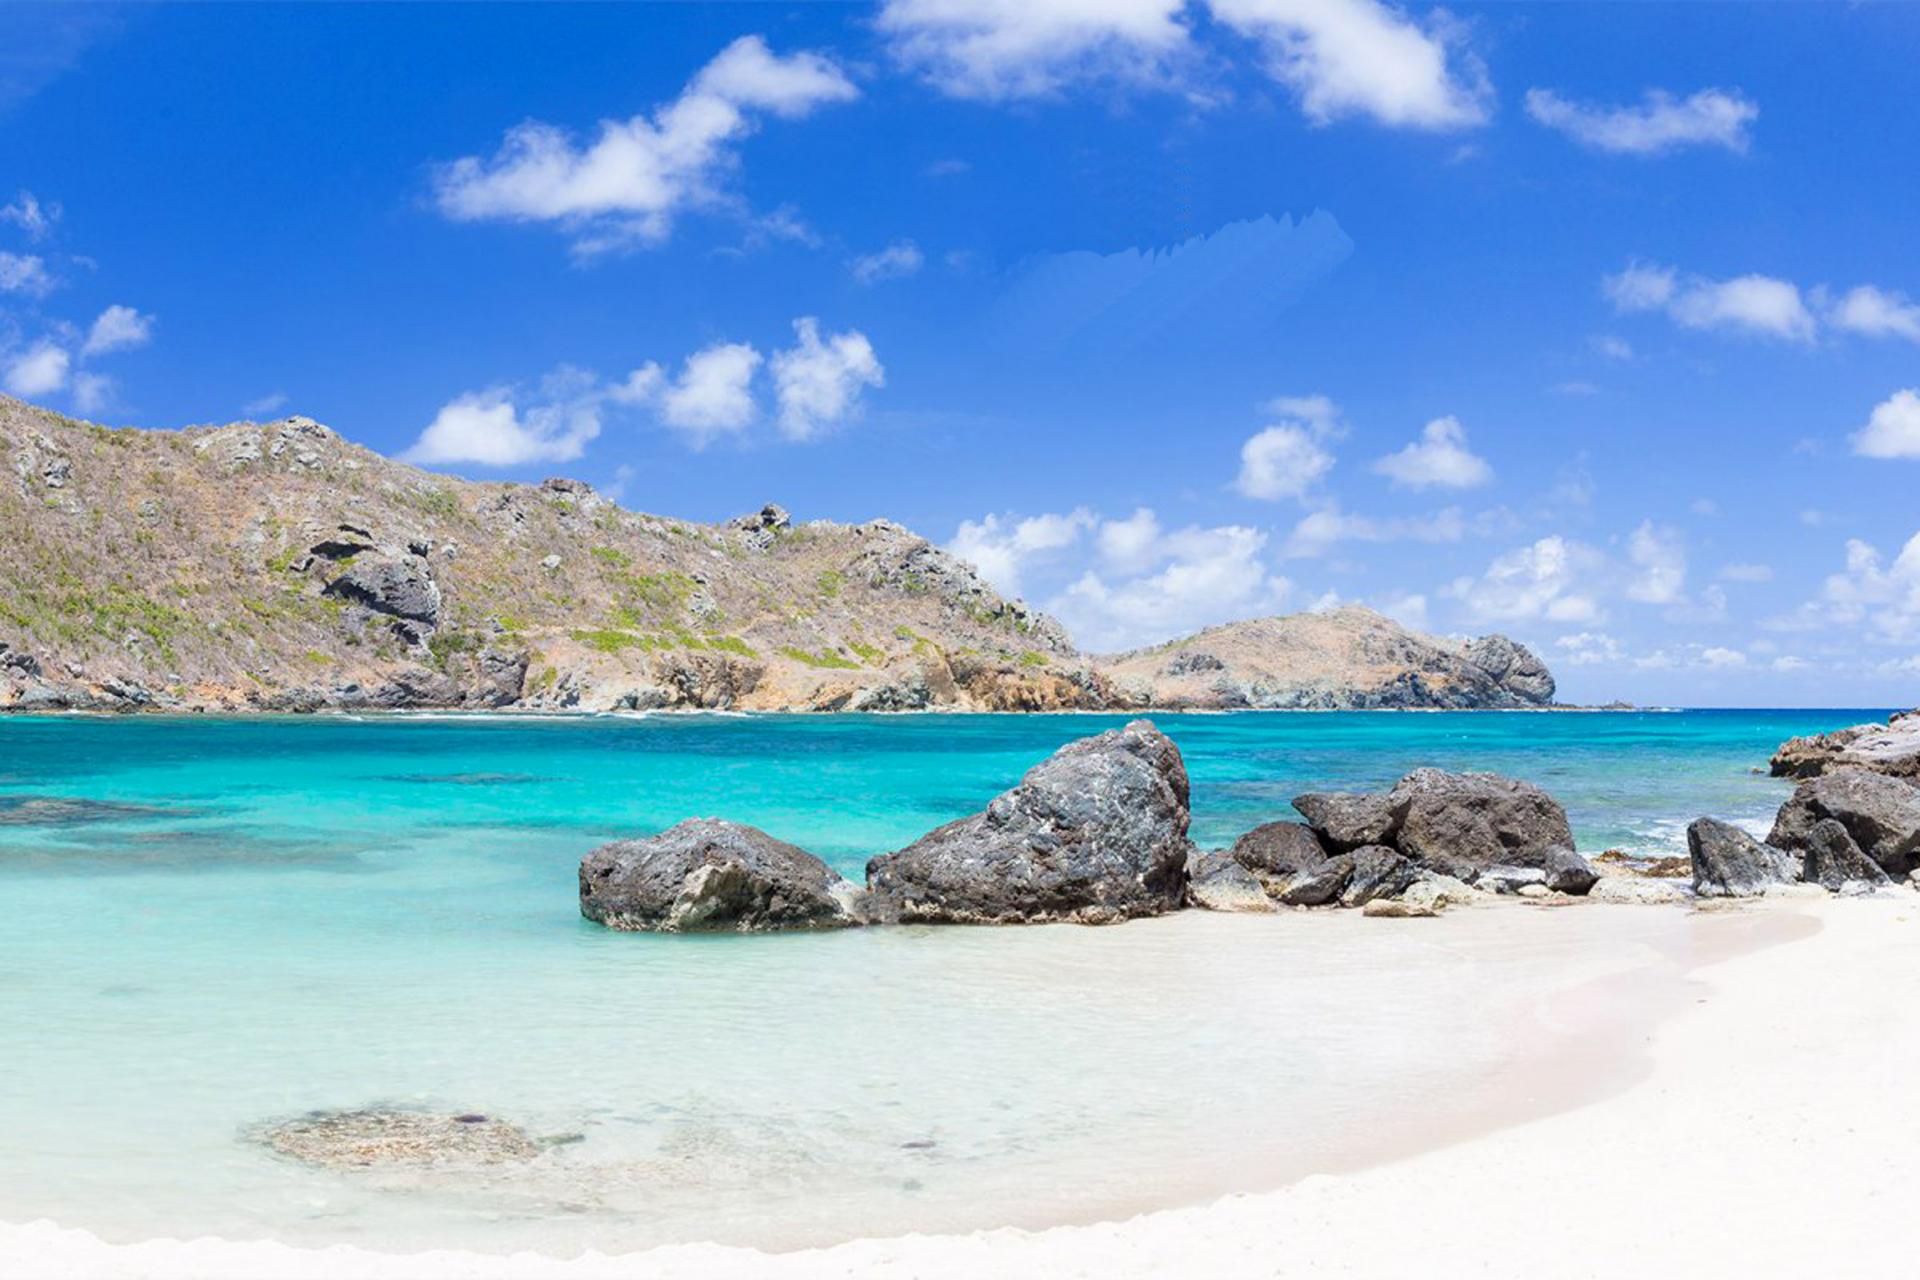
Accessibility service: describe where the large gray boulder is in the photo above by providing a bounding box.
[1688,817,1800,897]
[1274,855,1354,906]
[864,720,1192,924]
[579,818,863,932]
[1389,768,1587,887]
[1767,769,1920,877]
[1339,845,1417,907]
[1802,818,1892,893]
[1291,791,1399,851]
[1227,821,1329,879]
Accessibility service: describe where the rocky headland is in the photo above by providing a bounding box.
[0,396,1555,715]
[1770,709,1920,781]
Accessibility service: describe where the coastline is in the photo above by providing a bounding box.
[9,896,1905,1279]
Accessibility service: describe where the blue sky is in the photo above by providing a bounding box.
[3,2,1918,706]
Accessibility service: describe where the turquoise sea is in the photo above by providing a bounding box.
[0,709,1882,1256]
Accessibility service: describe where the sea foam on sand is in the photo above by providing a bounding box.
[6,897,1911,1278]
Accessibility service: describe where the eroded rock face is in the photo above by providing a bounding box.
[1768,769,1920,877]
[322,556,441,627]
[1464,634,1556,705]
[579,818,862,932]
[864,720,1192,924]
[1687,817,1800,898]
[257,1109,541,1170]
[1770,711,1920,781]
[1389,769,1585,886]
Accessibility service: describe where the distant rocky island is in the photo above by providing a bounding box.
[0,396,1557,714]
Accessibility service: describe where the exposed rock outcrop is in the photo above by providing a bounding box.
[864,720,1192,924]
[1767,769,1920,878]
[256,1109,542,1170]
[579,818,863,932]
[1687,817,1799,898]
[1771,710,1920,781]
[1802,818,1892,893]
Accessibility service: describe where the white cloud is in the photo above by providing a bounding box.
[769,317,884,441]
[403,366,609,467]
[81,304,154,356]
[0,251,55,298]
[1592,335,1633,361]
[1719,562,1773,583]
[244,392,290,418]
[1699,646,1746,669]
[1771,655,1807,673]
[878,0,1191,100]
[1769,534,1920,643]
[432,36,857,253]
[0,191,59,240]
[659,341,763,444]
[948,508,1096,598]
[3,341,70,397]
[1555,632,1621,666]
[1056,521,1290,651]
[71,372,111,416]
[1605,260,1814,342]
[1828,285,1920,343]
[1625,521,1686,605]
[1451,536,1604,624]
[1371,415,1492,489]
[1854,389,1920,460]
[849,240,925,285]
[1234,394,1340,501]
[1524,87,1757,155]
[1096,506,1165,574]
[1281,503,1465,558]
[1210,0,1492,130]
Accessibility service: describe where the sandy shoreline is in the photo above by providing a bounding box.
[7,896,1913,1278]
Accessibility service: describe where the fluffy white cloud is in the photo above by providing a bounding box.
[1625,521,1686,605]
[1853,389,1920,460]
[769,317,884,441]
[1281,503,1465,558]
[433,36,857,253]
[403,366,611,467]
[878,0,1191,100]
[1210,0,1491,130]
[1096,506,1164,574]
[659,342,763,444]
[1371,415,1492,489]
[850,240,925,285]
[1769,534,1920,643]
[1450,536,1604,625]
[0,191,58,240]
[71,372,111,416]
[1605,260,1814,341]
[82,304,154,356]
[1828,285,1920,343]
[0,251,55,298]
[3,341,70,397]
[1555,631,1621,667]
[244,392,291,417]
[1056,521,1290,651]
[1593,335,1633,360]
[1234,394,1340,501]
[1524,87,1756,154]
[948,508,1096,598]
[1699,646,1746,669]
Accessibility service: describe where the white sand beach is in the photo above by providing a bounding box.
[6,895,1913,1279]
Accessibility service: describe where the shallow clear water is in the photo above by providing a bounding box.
[0,709,1879,1254]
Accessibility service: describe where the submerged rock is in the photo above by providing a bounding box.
[257,1108,541,1170]
[1186,850,1274,913]
[579,818,863,932]
[1688,817,1800,898]
[864,720,1192,924]
[1768,769,1920,877]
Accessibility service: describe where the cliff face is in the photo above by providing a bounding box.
[1093,606,1556,710]
[0,398,1556,714]
[0,397,1099,713]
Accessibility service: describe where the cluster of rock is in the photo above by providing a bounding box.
[1770,709,1920,781]
[1689,766,1920,898]
[576,721,1610,932]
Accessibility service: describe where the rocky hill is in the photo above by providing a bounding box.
[0,396,1557,714]
[1097,606,1556,710]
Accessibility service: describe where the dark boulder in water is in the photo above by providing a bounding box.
[580,818,863,932]
[864,719,1192,924]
